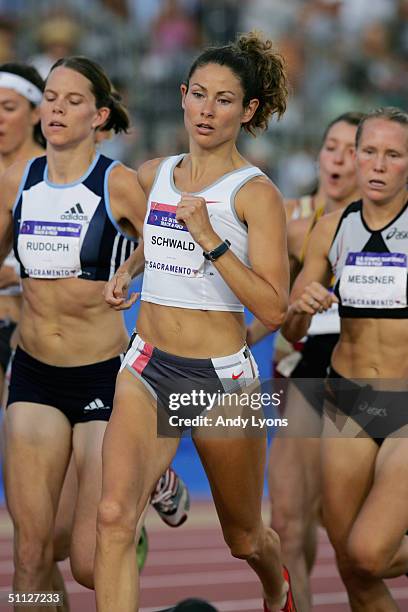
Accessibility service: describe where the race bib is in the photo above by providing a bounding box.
[18,219,82,278]
[339,252,407,309]
[144,201,204,278]
[308,302,340,335]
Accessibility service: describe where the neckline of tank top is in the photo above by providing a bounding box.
[43,153,101,189]
[170,153,257,196]
[359,198,408,234]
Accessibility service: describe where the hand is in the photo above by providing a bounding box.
[175,193,219,249]
[293,281,338,315]
[103,271,139,311]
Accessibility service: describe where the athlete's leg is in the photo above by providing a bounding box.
[269,384,321,611]
[95,370,180,612]
[347,436,408,579]
[193,431,286,612]
[54,454,77,562]
[321,417,398,611]
[5,403,72,612]
[69,421,106,588]
[48,453,76,612]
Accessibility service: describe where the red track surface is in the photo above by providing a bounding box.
[0,501,407,611]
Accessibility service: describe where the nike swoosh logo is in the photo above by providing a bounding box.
[232,371,244,380]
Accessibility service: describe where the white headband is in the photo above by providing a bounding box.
[0,72,43,105]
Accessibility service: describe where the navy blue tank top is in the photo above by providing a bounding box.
[13,154,137,281]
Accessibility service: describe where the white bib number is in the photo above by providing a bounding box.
[18,219,82,278]
[308,302,340,335]
[144,201,204,278]
[339,252,407,309]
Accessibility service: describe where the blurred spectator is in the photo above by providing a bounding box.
[394,0,408,55]
[4,0,405,199]
[340,0,398,38]
[102,0,129,19]
[199,0,241,45]
[345,19,406,106]
[0,17,17,63]
[30,15,80,78]
[150,0,200,55]
[241,0,301,40]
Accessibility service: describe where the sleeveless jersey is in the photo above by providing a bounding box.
[141,154,264,311]
[12,154,136,281]
[329,199,408,318]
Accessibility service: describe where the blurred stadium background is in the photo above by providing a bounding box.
[0,0,405,197]
[0,1,407,609]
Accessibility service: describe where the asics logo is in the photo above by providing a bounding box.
[232,371,244,380]
[84,398,110,411]
[386,227,408,240]
[60,203,88,221]
[357,401,387,417]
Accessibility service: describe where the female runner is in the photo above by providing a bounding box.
[96,32,295,612]
[283,107,408,610]
[0,56,188,611]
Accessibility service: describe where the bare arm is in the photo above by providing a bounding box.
[108,163,150,239]
[0,161,26,267]
[104,158,162,310]
[246,198,306,344]
[281,212,341,343]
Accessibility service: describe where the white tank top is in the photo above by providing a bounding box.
[141,154,264,311]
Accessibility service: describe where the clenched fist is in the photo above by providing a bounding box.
[176,193,219,250]
[293,281,338,315]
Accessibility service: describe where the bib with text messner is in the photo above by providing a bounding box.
[339,251,407,309]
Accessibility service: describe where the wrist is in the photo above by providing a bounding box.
[203,239,231,262]
[200,232,222,252]
[116,269,132,280]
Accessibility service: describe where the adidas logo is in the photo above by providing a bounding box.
[84,398,110,411]
[60,203,88,221]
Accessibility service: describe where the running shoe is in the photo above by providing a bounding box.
[263,566,297,612]
[136,525,148,572]
[151,467,190,527]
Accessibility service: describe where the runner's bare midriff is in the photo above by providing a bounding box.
[332,317,408,381]
[138,301,246,358]
[18,277,129,366]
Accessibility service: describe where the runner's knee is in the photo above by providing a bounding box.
[15,526,54,578]
[347,533,390,578]
[97,498,137,541]
[224,525,276,561]
[271,501,309,557]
